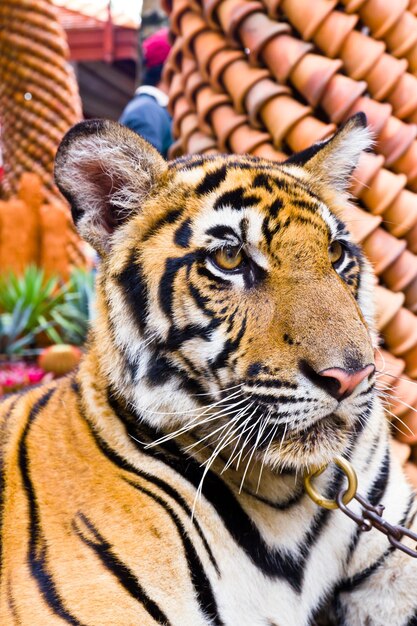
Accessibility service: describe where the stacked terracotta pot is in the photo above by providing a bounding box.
[163,0,417,478]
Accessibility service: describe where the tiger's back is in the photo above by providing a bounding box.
[2,115,417,626]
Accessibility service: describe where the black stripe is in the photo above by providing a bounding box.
[406,609,417,625]
[73,512,171,625]
[252,173,273,192]
[158,253,196,318]
[213,188,259,211]
[195,165,227,195]
[18,387,85,625]
[141,207,184,242]
[174,218,192,248]
[82,385,219,575]
[123,479,224,625]
[210,314,247,371]
[116,252,149,333]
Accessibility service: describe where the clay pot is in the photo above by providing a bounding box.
[210,104,247,151]
[238,12,290,66]
[382,188,417,238]
[358,0,408,39]
[286,116,335,152]
[405,275,417,313]
[217,0,262,41]
[383,306,417,356]
[182,56,198,82]
[168,139,185,160]
[185,70,207,105]
[385,11,417,58]
[193,31,228,80]
[245,79,289,128]
[409,0,417,15]
[361,227,406,275]
[360,169,407,216]
[392,140,417,183]
[179,113,200,148]
[261,34,312,83]
[222,58,270,113]
[374,348,405,388]
[280,0,337,41]
[406,218,417,255]
[170,0,192,35]
[403,342,417,380]
[314,10,358,58]
[383,249,417,293]
[195,85,230,134]
[260,95,311,147]
[168,72,186,115]
[209,48,245,91]
[290,54,342,107]
[406,44,417,75]
[180,11,209,56]
[172,96,193,137]
[228,123,272,154]
[390,439,411,464]
[251,143,287,161]
[186,130,218,154]
[339,203,381,245]
[320,74,367,124]
[340,30,385,81]
[202,0,224,29]
[377,117,417,166]
[387,72,417,121]
[365,54,408,102]
[374,284,405,331]
[345,98,392,137]
[349,152,385,197]
[342,0,367,12]
[261,0,282,18]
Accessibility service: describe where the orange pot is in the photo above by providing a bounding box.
[361,227,406,275]
[314,10,358,58]
[365,54,408,102]
[358,0,408,39]
[194,30,228,80]
[260,95,311,148]
[290,54,342,107]
[245,79,289,128]
[320,74,367,124]
[345,97,392,137]
[339,203,381,245]
[360,169,407,216]
[382,188,417,238]
[209,48,245,92]
[280,0,337,41]
[222,58,270,113]
[390,439,411,465]
[261,34,312,83]
[210,104,247,151]
[228,124,272,154]
[383,249,417,292]
[286,116,335,152]
[388,72,417,120]
[340,29,385,81]
[349,152,385,197]
[195,85,230,134]
[377,117,417,167]
[374,284,405,332]
[383,306,417,357]
[238,12,290,66]
[385,11,417,58]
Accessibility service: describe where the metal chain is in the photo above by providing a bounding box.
[304,456,417,558]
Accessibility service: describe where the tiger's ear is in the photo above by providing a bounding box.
[54,119,167,255]
[285,113,372,195]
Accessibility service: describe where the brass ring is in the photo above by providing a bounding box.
[304,455,358,510]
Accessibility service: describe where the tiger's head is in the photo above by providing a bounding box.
[55,113,377,472]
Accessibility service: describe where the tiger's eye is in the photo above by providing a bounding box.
[213,247,243,271]
[328,240,344,265]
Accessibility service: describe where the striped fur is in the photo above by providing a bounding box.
[1,115,417,625]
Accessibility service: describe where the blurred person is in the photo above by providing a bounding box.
[119,28,173,158]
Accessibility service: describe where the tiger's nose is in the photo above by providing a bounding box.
[317,364,375,400]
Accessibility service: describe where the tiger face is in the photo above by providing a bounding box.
[55,113,376,472]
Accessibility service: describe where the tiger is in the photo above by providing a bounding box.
[1,112,417,626]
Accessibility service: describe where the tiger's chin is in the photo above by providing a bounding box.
[258,414,351,473]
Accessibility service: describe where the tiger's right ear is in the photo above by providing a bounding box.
[54,119,167,255]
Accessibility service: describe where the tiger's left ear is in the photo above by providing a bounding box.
[54,119,167,255]
[285,113,372,195]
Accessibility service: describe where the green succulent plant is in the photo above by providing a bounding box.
[0,265,95,351]
[0,299,50,356]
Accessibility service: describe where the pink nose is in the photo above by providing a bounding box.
[318,364,375,400]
